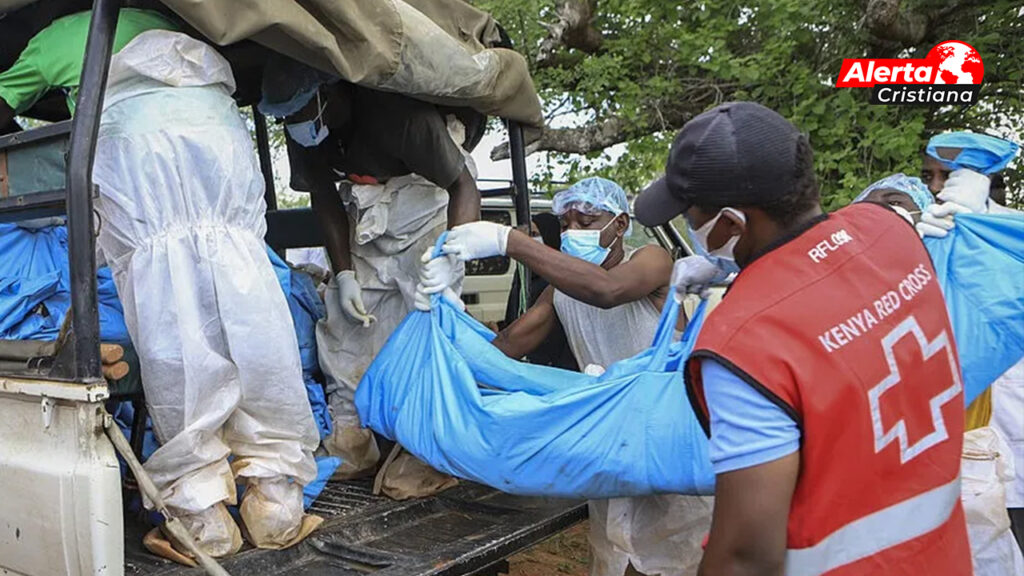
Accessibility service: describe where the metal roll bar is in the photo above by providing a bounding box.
[65,0,120,382]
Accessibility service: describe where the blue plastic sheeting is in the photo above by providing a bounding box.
[926,132,1020,174]
[924,213,1024,406]
[267,249,333,440]
[303,457,342,509]
[356,287,715,499]
[0,223,129,343]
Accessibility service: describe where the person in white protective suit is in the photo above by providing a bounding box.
[916,132,1024,559]
[259,56,484,494]
[420,177,714,576]
[92,31,320,556]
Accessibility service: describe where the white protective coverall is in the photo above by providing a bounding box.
[988,202,1024,515]
[993,361,1024,509]
[961,201,1024,572]
[316,133,471,483]
[961,426,1024,575]
[93,31,319,553]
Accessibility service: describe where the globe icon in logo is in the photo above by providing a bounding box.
[927,41,984,85]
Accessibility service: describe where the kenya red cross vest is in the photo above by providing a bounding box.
[686,203,971,576]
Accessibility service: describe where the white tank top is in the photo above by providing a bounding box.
[552,252,662,368]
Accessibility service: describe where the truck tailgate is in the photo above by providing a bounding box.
[124,479,585,576]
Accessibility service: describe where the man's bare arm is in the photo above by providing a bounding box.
[492,286,558,359]
[446,167,481,228]
[506,231,672,309]
[699,451,800,576]
[309,174,352,274]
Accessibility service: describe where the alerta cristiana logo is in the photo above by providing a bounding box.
[836,41,983,105]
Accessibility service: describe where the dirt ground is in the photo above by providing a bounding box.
[507,522,590,576]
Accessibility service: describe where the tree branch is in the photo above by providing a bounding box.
[492,83,734,160]
[863,0,990,48]
[863,0,929,46]
[536,0,604,69]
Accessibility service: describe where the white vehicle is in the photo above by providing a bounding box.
[463,192,687,324]
[461,195,553,323]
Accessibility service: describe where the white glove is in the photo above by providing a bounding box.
[413,283,465,312]
[294,263,331,285]
[17,216,66,230]
[335,270,376,327]
[916,202,972,239]
[441,221,512,262]
[670,256,720,300]
[938,169,990,214]
[583,364,606,377]
[419,248,464,295]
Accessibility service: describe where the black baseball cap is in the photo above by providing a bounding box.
[635,102,802,226]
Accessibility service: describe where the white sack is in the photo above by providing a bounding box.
[961,426,1024,576]
[991,360,1024,509]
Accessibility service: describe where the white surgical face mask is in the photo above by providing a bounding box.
[285,91,329,147]
[561,217,618,265]
[532,236,546,244]
[688,208,746,276]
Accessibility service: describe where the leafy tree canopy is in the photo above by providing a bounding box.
[478,0,1024,208]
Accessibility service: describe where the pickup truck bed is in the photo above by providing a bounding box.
[124,478,586,576]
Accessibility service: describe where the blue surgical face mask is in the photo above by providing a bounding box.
[561,217,618,265]
[285,91,329,147]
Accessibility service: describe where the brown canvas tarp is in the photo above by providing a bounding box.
[0,0,543,127]
[0,0,543,128]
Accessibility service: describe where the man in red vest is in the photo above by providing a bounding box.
[634,102,971,575]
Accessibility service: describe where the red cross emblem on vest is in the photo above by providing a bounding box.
[868,315,962,464]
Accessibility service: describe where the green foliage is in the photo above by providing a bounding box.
[240,107,307,205]
[277,190,311,208]
[477,0,1024,207]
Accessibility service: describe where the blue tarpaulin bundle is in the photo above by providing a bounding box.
[924,213,1024,406]
[0,223,129,343]
[356,274,715,499]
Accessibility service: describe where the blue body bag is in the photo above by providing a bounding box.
[924,213,1024,406]
[356,274,715,499]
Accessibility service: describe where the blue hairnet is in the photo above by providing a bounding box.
[553,177,632,235]
[854,173,933,211]
[258,55,339,119]
[926,132,1020,175]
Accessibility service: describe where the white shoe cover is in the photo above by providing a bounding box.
[172,502,242,558]
[240,476,305,548]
